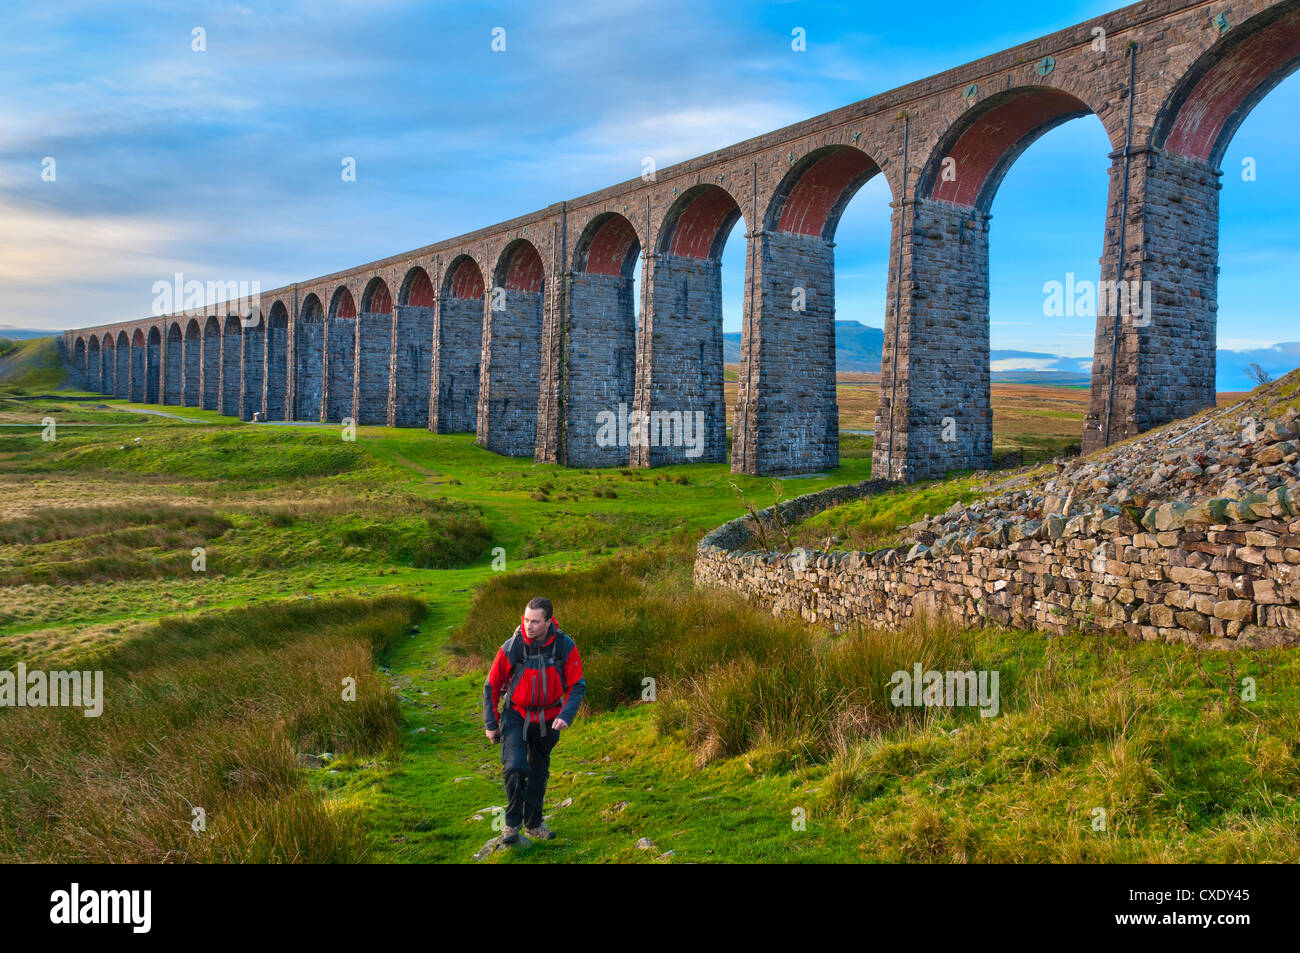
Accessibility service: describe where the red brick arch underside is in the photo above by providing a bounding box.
[1156,4,1300,165]
[497,240,544,292]
[766,146,881,239]
[362,277,393,314]
[658,184,743,260]
[445,256,485,300]
[923,87,1094,211]
[575,213,640,277]
[400,267,435,307]
[330,287,357,319]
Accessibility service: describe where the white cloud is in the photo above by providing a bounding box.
[990,357,1057,371]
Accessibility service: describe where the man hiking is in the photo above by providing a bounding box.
[483,597,586,844]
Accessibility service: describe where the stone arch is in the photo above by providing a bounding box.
[329,285,357,320]
[164,322,182,404]
[88,336,102,391]
[563,212,641,465]
[430,255,485,433]
[360,277,393,315]
[356,278,393,424]
[734,145,887,474]
[657,183,744,260]
[99,334,114,394]
[265,300,289,420]
[114,330,130,399]
[634,185,747,467]
[1153,4,1300,166]
[916,87,1111,211]
[477,239,545,456]
[145,326,161,404]
[240,309,264,420]
[326,286,357,423]
[183,319,201,406]
[295,294,325,420]
[572,211,641,278]
[201,317,221,410]
[393,266,434,427]
[221,315,242,416]
[73,337,87,389]
[399,266,435,307]
[764,144,882,239]
[129,329,146,402]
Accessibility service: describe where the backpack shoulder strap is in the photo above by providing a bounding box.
[549,632,573,693]
[500,632,529,707]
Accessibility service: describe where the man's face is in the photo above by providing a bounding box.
[523,607,549,639]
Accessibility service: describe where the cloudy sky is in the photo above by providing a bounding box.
[2,0,1296,383]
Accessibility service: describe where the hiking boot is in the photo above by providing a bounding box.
[525,821,555,840]
[501,825,521,844]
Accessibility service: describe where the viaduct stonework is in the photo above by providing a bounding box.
[59,0,1300,480]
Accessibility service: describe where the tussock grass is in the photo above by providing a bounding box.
[796,476,985,551]
[0,594,423,862]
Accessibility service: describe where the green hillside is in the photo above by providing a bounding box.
[0,336,66,394]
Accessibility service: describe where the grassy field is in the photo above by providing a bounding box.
[1,347,1295,863]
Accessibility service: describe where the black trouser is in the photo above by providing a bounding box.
[500,707,561,830]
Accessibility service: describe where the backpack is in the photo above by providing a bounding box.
[499,625,572,737]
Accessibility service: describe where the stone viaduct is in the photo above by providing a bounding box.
[59,0,1300,481]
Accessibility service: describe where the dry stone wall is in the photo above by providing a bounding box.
[697,384,1300,650]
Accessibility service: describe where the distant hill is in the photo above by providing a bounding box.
[0,327,60,340]
[0,336,67,393]
[724,321,884,371]
[722,321,1299,392]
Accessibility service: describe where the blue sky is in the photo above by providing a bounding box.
[1,0,1296,387]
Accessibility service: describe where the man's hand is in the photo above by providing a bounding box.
[551,718,568,731]
[485,728,500,743]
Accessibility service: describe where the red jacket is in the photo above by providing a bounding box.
[483,617,585,730]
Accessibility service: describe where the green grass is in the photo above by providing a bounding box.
[0,337,65,394]
[0,595,424,862]
[795,473,986,551]
[2,362,1297,864]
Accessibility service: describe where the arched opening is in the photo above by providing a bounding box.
[129,329,146,402]
[201,317,220,410]
[394,266,434,428]
[431,255,484,434]
[100,334,114,395]
[265,301,289,420]
[86,336,101,391]
[881,86,1114,480]
[742,144,881,475]
[145,327,161,404]
[1150,4,1300,403]
[638,184,744,466]
[326,286,357,423]
[221,315,242,417]
[73,337,87,389]
[479,240,544,456]
[357,277,393,425]
[295,294,325,420]
[164,323,182,404]
[183,320,201,406]
[915,87,1114,466]
[241,309,264,420]
[114,331,130,399]
[127,328,145,400]
[566,212,641,466]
